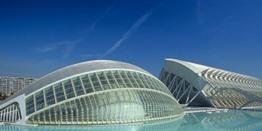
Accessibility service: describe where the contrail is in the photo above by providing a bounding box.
[84,2,115,35]
[36,2,115,59]
[99,10,153,58]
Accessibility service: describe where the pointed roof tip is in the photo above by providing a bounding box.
[165,58,178,61]
[164,58,261,80]
[165,58,208,74]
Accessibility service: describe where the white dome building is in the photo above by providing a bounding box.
[160,58,262,109]
[0,60,183,125]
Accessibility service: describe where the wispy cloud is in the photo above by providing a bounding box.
[35,2,115,59]
[82,1,115,36]
[99,10,153,58]
[35,39,82,59]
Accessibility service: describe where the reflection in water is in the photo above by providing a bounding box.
[181,110,262,131]
[0,118,182,131]
[1,110,262,131]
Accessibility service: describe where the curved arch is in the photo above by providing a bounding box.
[24,67,183,125]
[27,88,183,125]
[2,60,150,103]
[27,87,177,119]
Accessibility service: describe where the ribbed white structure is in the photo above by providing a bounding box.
[160,58,262,109]
[0,60,183,125]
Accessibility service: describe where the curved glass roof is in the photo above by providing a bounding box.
[1,60,150,104]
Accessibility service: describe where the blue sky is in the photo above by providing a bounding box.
[0,0,261,78]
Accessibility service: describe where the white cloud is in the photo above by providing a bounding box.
[35,2,115,59]
[99,10,153,58]
[35,39,82,59]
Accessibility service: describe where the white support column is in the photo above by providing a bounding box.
[95,73,105,90]
[187,90,202,106]
[82,95,89,123]
[87,96,94,124]
[163,73,171,84]
[172,79,184,95]
[104,72,113,89]
[33,94,37,114]
[43,90,47,109]
[14,106,17,122]
[6,107,11,122]
[70,79,77,97]
[12,105,15,122]
[88,74,96,92]
[3,108,6,122]
[185,85,193,104]
[117,71,128,88]
[61,82,67,100]
[178,84,192,102]
[79,76,87,94]
[176,80,185,99]
[8,107,10,122]
[52,85,57,104]
[77,99,84,124]
[168,75,177,91]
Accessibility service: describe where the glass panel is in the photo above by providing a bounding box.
[50,108,55,122]
[120,71,132,87]
[113,71,126,88]
[35,91,45,111]
[127,71,139,88]
[65,102,72,122]
[72,77,85,96]
[85,96,93,121]
[81,75,93,93]
[75,99,82,121]
[55,106,61,122]
[63,80,75,99]
[71,101,78,122]
[39,112,45,122]
[80,98,88,121]
[106,71,118,89]
[97,72,110,90]
[45,110,50,123]
[143,75,155,89]
[45,86,55,106]
[132,72,145,88]
[138,73,150,88]
[90,73,102,91]
[54,83,65,102]
[26,95,35,115]
[61,104,67,122]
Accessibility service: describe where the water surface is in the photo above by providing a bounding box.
[1,110,262,131]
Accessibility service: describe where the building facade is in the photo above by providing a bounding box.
[0,60,183,125]
[0,77,35,100]
[160,58,262,109]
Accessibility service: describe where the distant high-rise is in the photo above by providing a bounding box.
[0,77,35,100]
[160,58,262,109]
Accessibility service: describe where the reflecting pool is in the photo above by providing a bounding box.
[1,110,262,131]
